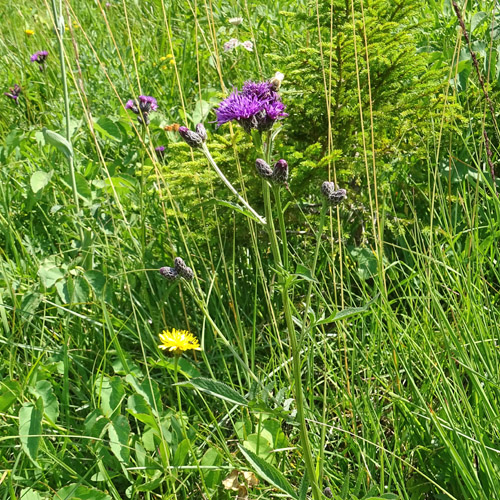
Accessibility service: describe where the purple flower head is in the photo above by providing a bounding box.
[125,95,157,125]
[155,145,166,159]
[4,84,21,103]
[255,159,273,179]
[30,51,48,63]
[215,80,287,133]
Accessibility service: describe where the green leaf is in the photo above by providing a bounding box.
[54,484,112,500]
[42,128,73,159]
[173,438,190,466]
[238,445,298,499]
[0,380,21,413]
[471,11,488,33]
[19,488,45,500]
[84,270,106,298]
[243,433,273,461]
[33,380,59,424]
[198,199,264,225]
[125,375,162,415]
[94,117,123,142]
[126,394,159,431]
[108,414,131,464]
[176,377,248,406]
[38,264,65,288]
[97,376,125,417]
[19,398,44,466]
[30,171,52,193]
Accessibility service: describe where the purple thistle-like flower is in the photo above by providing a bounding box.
[159,266,179,281]
[215,80,287,133]
[255,159,273,179]
[125,95,157,125]
[4,84,21,103]
[30,50,49,63]
[155,146,166,159]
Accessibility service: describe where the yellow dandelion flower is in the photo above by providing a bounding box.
[25,29,35,36]
[166,53,173,59]
[159,56,167,61]
[161,65,167,70]
[158,328,201,356]
[169,59,175,65]
[65,26,69,31]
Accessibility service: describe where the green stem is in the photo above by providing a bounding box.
[201,144,266,225]
[299,202,328,343]
[50,0,83,242]
[273,186,289,270]
[261,180,322,500]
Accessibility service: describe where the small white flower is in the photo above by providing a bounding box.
[224,38,240,52]
[229,17,243,26]
[241,40,253,52]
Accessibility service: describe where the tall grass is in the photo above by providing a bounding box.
[1,1,499,499]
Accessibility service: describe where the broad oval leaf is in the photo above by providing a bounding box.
[42,128,73,159]
[30,171,52,193]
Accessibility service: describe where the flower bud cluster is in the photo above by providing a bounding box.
[254,158,289,186]
[321,181,347,206]
[178,123,207,149]
[159,257,194,281]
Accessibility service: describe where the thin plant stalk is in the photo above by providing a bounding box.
[201,143,266,225]
[262,181,322,500]
[50,0,83,242]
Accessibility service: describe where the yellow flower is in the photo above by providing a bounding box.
[169,59,175,65]
[158,328,201,356]
[25,29,35,36]
[161,65,167,70]
[166,53,173,59]
[159,56,167,61]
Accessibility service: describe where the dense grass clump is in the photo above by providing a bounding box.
[1,1,500,499]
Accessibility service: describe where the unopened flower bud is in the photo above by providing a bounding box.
[271,159,288,185]
[174,257,194,280]
[195,123,207,142]
[159,266,179,281]
[255,158,273,179]
[178,126,203,148]
[321,181,347,206]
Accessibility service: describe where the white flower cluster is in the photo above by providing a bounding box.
[223,38,253,52]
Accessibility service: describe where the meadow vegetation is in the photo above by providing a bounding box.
[1,0,500,499]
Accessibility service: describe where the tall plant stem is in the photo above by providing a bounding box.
[50,0,83,242]
[201,144,266,225]
[262,183,322,500]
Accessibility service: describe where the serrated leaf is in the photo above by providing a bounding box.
[42,128,73,159]
[108,414,130,464]
[30,171,52,193]
[19,398,44,466]
[238,445,298,499]
[176,377,248,406]
[0,380,21,412]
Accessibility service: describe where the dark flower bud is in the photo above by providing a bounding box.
[195,123,207,142]
[321,181,347,206]
[178,126,203,148]
[174,257,194,280]
[271,159,288,185]
[159,266,179,281]
[255,158,273,179]
[323,487,333,498]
